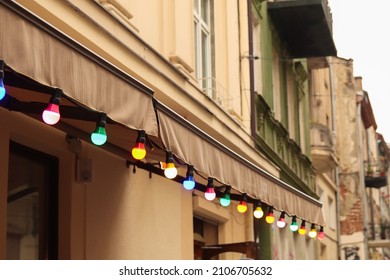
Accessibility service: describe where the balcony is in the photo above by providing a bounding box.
[310,123,338,173]
[368,224,390,254]
[364,161,388,188]
[268,0,337,58]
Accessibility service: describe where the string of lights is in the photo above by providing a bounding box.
[0,59,326,241]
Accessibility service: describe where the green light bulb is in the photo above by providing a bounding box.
[91,126,107,145]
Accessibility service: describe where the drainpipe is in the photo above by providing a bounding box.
[246,0,260,259]
[356,93,370,259]
[247,0,256,139]
[328,57,341,259]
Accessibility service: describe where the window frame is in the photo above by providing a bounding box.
[193,0,214,98]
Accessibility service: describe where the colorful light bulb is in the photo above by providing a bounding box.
[0,61,6,101]
[91,126,107,145]
[309,224,317,238]
[277,212,287,228]
[236,194,248,213]
[317,226,325,240]
[237,201,247,213]
[0,76,5,101]
[253,202,264,219]
[42,89,61,125]
[298,220,306,235]
[220,193,231,207]
[290,216,299,232]
[132,130,146,160]
[204,178,216,201]
[164,151,177,179]
[265,207,275,224]
[91,113,107,146]
[219,186,231,207]
[164,163,177,179]
[183,165,195,190]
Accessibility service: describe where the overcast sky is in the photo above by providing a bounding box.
[327,0,390,142]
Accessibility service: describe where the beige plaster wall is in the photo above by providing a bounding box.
[310,67,332,126]
[84,159,194,259]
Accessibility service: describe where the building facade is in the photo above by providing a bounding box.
[0,0,342,260]
[331,57,390,260]
[308,58,339,260]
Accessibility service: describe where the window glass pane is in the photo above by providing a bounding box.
[201,31,208,88]
[201,0,209,24]
[194,0,214,93]
[194,0,199,15]
[194,23,199,78]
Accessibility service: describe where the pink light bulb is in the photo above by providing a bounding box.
[42,103,60,125]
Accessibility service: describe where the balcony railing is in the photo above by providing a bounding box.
[364,161,388,188]
[365,161,388,177]
[310,123,334,148]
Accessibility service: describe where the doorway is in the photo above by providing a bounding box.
[6,141,58,259]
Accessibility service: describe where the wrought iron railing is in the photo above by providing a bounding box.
[198,77,234,109]
[364,161,388,178]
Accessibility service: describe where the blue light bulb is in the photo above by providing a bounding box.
[0,77,6,101]
[183,175,195,190]
[183,165,196,190]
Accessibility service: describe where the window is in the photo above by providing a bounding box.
[7,141,58,259]
[328,196,336,230]
[194,0,215,98]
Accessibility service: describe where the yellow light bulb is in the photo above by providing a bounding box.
[298,227,306,235]
[132,144,146,160]
[237,201,248,213]
[265,214,275,224]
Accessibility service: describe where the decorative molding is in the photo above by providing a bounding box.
[169,55,194,75]
[95,0,139,32]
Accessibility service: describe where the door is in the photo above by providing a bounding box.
[6,141,58,259]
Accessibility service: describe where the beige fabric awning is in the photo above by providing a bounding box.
[156,102,325,225]
[0,2,157,136]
